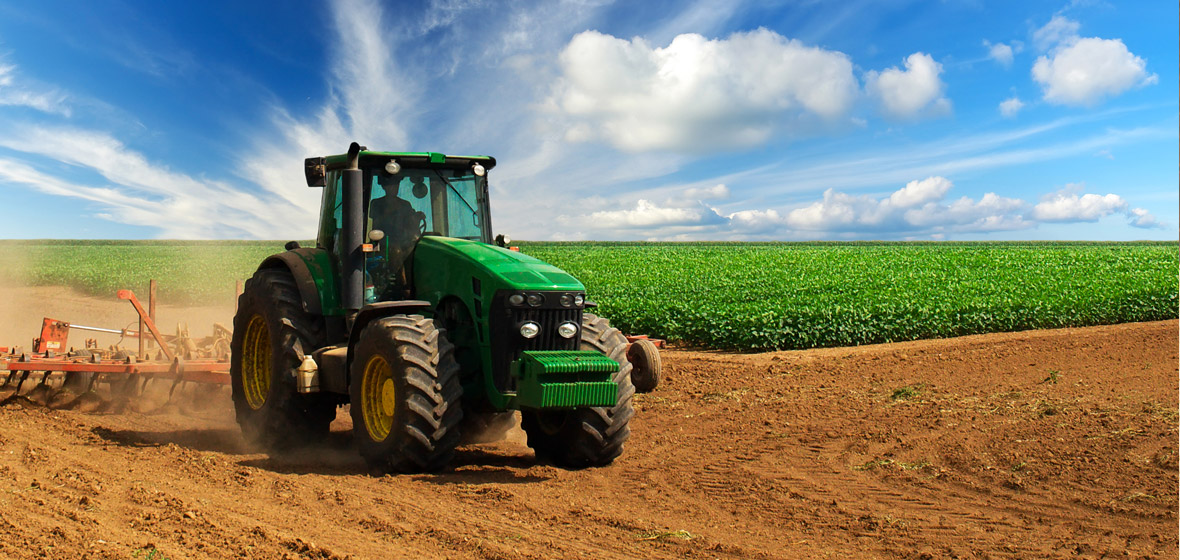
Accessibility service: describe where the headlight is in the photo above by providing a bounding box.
[557,322,578,339]
[519,321,540,339]
[384,159,401,174]
[573,294,584,306]
[508,294,525,306]
[526,294,543,307]
[559,294,573,307]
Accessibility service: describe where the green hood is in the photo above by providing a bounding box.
[414,236,584,298]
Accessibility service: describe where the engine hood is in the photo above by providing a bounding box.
[413,236,584,293]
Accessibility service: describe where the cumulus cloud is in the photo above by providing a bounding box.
[1030,16,1157,106]
[1031,184,1159,228]
[982,40,1021,67]
[558,175,1163,239]
[1031,184,1124,221]
[782,176,999,233]
[888,176,953,207]
[578,199,727,229]
[865,52,951,119]
[551,28,858,152]
[684,183,730,200]
[999,96,1024,117]
[1128,208,1161,229]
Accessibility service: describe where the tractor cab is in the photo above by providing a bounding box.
[305,148,497,303]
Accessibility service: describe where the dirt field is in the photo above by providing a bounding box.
[0,289,1176,559]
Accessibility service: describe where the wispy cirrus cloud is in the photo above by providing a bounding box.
[0,62,70,116]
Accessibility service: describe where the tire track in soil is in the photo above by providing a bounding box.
[0,319,1176,559]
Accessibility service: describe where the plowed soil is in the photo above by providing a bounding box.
[1,307,1176,558]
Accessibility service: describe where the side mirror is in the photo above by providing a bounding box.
[304,157,326,187]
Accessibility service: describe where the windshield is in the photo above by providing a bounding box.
[363,163,483,239]
[366,166,487,242]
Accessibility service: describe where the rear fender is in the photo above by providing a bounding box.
[258,248,339,316]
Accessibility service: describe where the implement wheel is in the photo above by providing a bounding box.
[349,315,463,473]
[628,338,662,393]
[230,268,335,451]
[521,313,635,468]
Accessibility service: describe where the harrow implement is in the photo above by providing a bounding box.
[0,282,231,412]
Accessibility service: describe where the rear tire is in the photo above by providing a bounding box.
[521,313,634,468]
[230,268,335,451]
[349,315,463,473]
[627,338,662,393]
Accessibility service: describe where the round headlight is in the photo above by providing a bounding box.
[508,294,525,306]
[557,322,578,339]
[559,294,573,307]
[473,163,486,177]
[519,321,540,339]
[573,294,584,306]
[385,160,401,175]
[526,294,543,307]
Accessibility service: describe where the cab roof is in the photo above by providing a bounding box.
[323,150,497,171]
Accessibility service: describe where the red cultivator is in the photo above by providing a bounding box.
[0,283,231,412]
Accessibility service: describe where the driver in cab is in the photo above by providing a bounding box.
[367,176,429,301]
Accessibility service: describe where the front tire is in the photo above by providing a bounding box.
[230,268,335,451]
[521,313,635,468]
[349,315,463,473]
[628,338,662,393]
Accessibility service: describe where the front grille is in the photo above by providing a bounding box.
[489,291,583,392]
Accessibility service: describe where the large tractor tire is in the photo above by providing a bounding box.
[230,268,336,451]
[349,315,463,473]
[521,313,635,468]
[628,338,662,393]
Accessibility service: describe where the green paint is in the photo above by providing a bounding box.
[514,351,619,409]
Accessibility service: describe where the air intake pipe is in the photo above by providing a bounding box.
[341,142,365,318]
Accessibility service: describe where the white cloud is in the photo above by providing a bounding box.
[0,125,299,238]
[888,176,953,208]
[1032,15,1079,51]
[684,184,730,200]
[999,96,1024,117]
[728,208,783,233]
[551,28,858,152]
[983,40,1021,67]
[904,193,1030,231]
[576,199,727,229]
[1032,184,1127,221]
[1128,207,1161,229]
[865,52,951,119]
[1030,16,1156,106]
[0,63,70,116]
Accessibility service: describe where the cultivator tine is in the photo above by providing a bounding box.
[0,370,32,406]
[26,371,55,406]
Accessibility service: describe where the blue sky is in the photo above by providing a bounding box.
[0,0,1175,241]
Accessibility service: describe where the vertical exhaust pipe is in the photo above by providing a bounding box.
[342,142,365,320]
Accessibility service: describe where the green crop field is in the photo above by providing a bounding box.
[1,240,1176,351]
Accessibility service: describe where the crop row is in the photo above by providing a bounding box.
[521,242,1179,351]
[1,240,1176,351]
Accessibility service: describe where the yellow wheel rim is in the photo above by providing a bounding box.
[361,355,395,441]
[241,315,271,410]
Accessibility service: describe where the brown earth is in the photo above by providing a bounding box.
[0,289,1176,559]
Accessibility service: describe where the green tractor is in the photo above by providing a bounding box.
[230,142,646,472]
